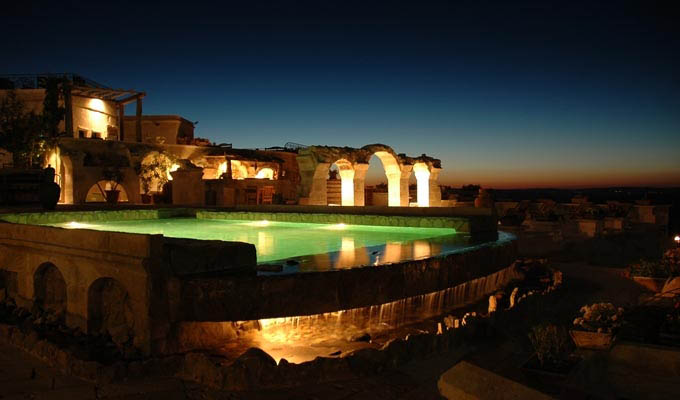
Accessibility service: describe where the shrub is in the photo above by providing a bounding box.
[528,324,571,367]
[628,249,680,278]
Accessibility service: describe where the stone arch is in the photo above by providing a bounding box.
[87,277,134,345]
[360,145,406,207]
[369,151,402,207]
[297,144,443,207]
[85,180,130,202]
[33,262,67,317]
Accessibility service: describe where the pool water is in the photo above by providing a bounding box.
[48,218,504,272]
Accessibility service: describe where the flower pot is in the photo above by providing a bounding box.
[632,276,667,293]
[39,182,61,210]
[570,330,616,350]
[105,189,120,204]
[521,353,581,390]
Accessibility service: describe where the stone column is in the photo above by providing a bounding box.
[170,167,204,206]
[295,153,318,204]
[353,163,369,206]
[309,162,330,206]
[399,165,413,207]
[429,167,442,207]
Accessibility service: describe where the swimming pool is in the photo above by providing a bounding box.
[45,217,497,272]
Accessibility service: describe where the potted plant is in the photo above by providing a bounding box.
[523,324,580,380]
[99,167,123,204]
[571,303,624,350]
[138,151,174,204]
[628,249,680,293]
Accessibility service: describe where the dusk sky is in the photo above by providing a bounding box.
[2,1,679,188]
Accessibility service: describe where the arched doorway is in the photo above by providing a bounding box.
[33,263,67,318]
[85,181,130,202]
[88,278,134,345]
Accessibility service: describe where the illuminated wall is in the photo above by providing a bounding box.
[71,96,118,139]
[122,116,194,144]
[217,160,249,179]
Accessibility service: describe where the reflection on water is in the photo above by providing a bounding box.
[257,231,274,257]
[413,240,431,259]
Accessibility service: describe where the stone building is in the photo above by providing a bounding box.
[0,73,144,143]
[122,115,195,145]
[2,73,445,208]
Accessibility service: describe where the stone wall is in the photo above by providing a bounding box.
[0,215,256,355]
[122,116,195,145]
[0,208,192,225]
[176,238,517,321]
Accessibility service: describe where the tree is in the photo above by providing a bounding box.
[41,77,66,139]
[0,91,43,167]
[0,78,66,168]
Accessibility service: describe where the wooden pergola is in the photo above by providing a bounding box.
[68,86,146,142]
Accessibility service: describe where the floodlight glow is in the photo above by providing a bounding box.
[255,168,274,180]
[167,163,180,180]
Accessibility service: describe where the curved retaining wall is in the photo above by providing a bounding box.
[177,238,517,321]
[198,210,473,231]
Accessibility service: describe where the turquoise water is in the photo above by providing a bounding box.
[47,218,503,271]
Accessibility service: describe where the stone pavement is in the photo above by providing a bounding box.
[0,339,469,399]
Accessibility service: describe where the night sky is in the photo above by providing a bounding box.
[2,1,679,188]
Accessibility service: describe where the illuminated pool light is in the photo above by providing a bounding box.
[324,223,347,230]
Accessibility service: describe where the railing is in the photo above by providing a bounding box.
[284,142,309,151]
[0,73,111,90]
